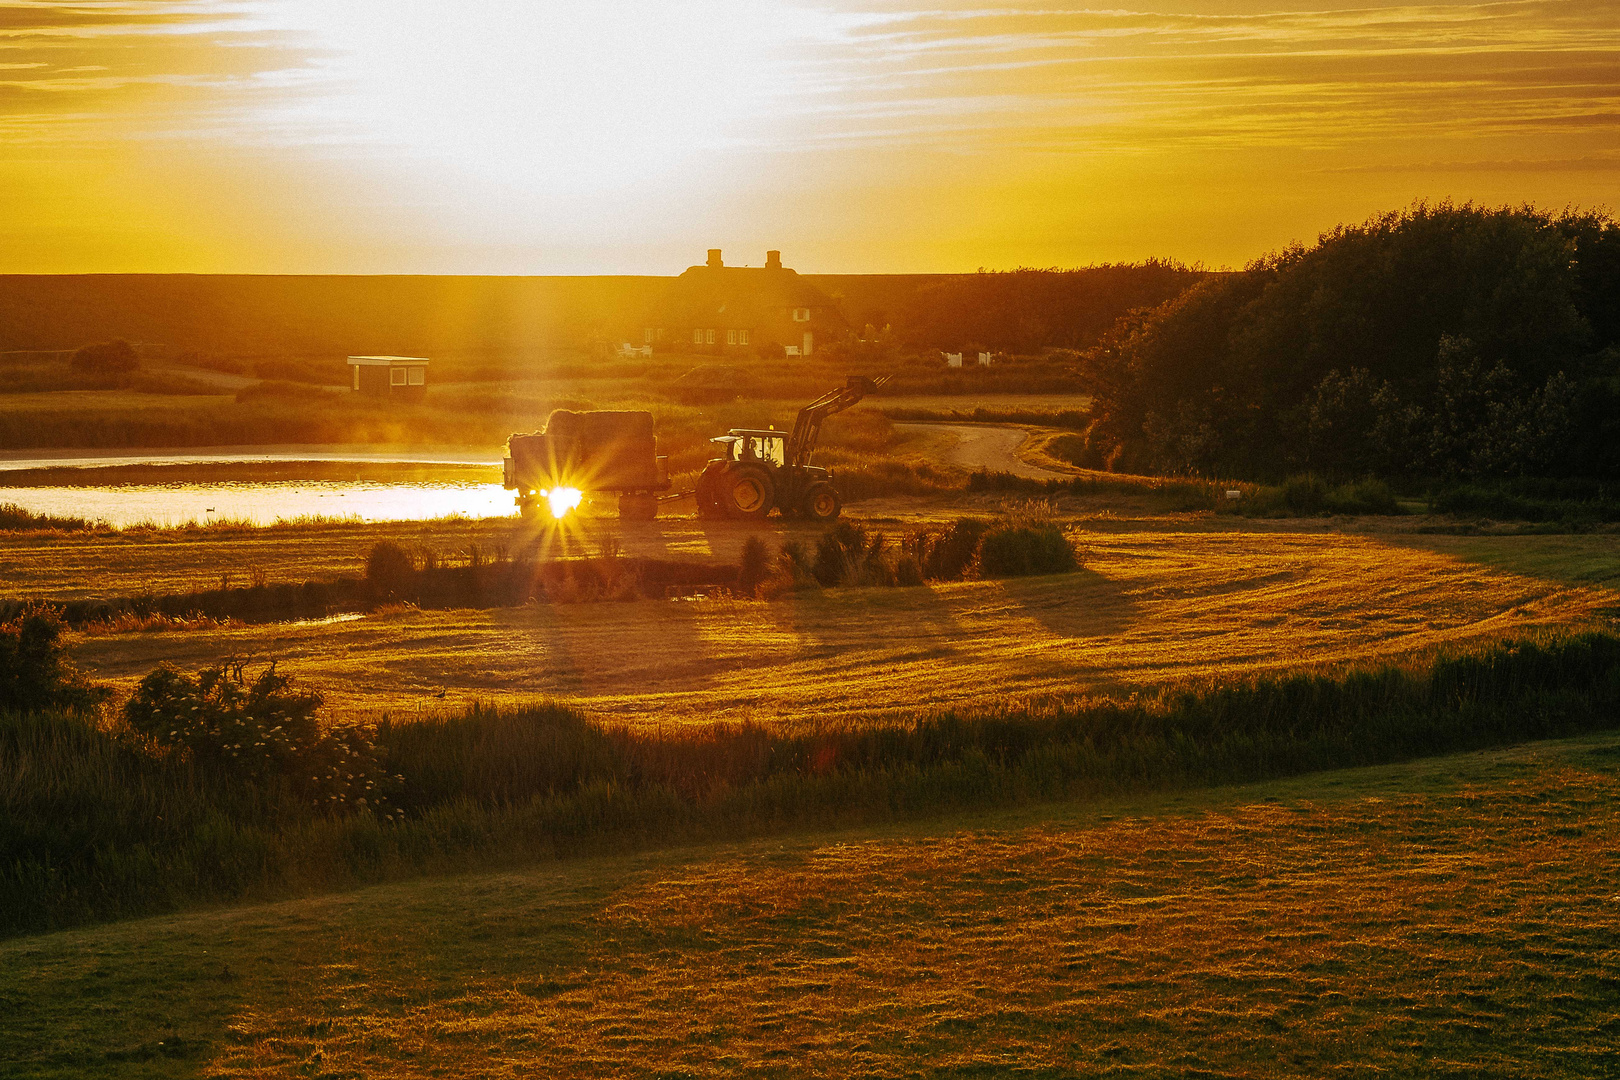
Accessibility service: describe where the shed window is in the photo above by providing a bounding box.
[390,367,407,386]
[407,366,425,386]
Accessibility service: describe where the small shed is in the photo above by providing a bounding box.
[348,355,428,399]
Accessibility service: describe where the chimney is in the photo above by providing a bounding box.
[706,248,723,268]
[765,250,782,269]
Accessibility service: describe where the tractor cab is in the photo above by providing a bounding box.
[695,377,886,522]
[711,430,787,468]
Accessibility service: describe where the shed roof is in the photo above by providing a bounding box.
[347,355,430,367]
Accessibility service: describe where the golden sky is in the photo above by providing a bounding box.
[2,0,1616,273]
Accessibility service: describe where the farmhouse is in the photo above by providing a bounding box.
[643,249,847,358]
[348,355,428,400]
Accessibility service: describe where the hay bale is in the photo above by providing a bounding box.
[509,411,660,491]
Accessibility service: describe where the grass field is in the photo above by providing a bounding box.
[47,526,1619,723]
[5,729,1616,1078]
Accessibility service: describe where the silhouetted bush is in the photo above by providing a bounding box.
[69,339,138,374]
[365,540,415,598]
[0,604,107,714]
[973,524,1077,577]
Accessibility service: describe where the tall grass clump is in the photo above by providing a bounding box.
[0,504,97,532]
[5,632,1620,936]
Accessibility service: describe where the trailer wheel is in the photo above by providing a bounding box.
[803,481,841,522]
[723,465,774,520]
[619,493,658,521]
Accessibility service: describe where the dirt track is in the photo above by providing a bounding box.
[893,422,1066,478]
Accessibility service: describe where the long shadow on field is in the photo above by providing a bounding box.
[1006,567,1135,642]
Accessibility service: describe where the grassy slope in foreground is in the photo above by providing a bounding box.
[4,730,1617,1079]
[7,632,1620,939]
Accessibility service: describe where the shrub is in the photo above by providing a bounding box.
[812,521,871,586]
[1240,475,1405,517]
[0,603,107,713]
[122,663,395,817]
[366,540,415,598]
[737,536,771,597]
[1325,478,1401,515]
[1282,474,1331,514]
[902,519,992,581]
[973,524,1078,577]
[69,339,138,374]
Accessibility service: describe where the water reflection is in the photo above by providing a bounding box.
[2,481,517,527]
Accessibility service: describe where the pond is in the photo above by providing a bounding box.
[0,447,515,527]
[1,481,518,527]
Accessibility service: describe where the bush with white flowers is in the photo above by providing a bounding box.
[122,662,397,817]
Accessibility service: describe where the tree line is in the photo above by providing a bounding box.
[1072,203,1620,482]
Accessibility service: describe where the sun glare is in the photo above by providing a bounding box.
[545,487,584,520]
[280,0,797,201]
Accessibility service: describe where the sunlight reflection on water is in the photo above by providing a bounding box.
[2,481,517,527]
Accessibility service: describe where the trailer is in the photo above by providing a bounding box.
[503,410,670,520]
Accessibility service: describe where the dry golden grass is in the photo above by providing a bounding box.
[5,732,1616,1078]
[62,528,1620,725]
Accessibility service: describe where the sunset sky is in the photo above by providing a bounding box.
[2,0,1616,274]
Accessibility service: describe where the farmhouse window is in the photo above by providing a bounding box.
[705,329,716,344]
[792,307,810,322]
[739,329,749,345]
[390,368,407,386]
[727,329,737,345]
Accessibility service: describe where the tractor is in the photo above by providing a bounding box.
[696,375,886,521]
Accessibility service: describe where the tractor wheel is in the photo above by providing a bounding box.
[619,492,658,521]
[721,465,775,520]
[802,481,841,522]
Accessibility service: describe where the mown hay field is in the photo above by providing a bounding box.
[5,731,1616,1078]
[61,528,1620,724]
